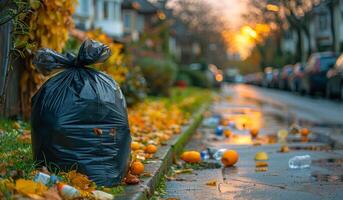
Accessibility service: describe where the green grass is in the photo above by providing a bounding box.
[0,120,34,180]
[148,87,213,114]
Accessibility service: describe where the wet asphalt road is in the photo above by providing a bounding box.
[162,84,343,200]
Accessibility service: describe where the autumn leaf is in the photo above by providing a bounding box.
[205,180,217,186]
[62,170,96,192]
[93,128,103,136]
[14,179,48,196]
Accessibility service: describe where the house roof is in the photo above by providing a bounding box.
[122,0,158,14]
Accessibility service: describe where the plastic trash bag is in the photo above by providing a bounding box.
[31,39,131,186]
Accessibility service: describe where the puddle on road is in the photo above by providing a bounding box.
[311,173,343,183]
[289,145,331,151]
[311,158,343,183]
[313,158,343,167]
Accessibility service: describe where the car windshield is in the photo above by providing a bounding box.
[320,56,336,71]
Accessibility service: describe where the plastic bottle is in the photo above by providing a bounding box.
[57,183,80,199]
[34,172,60,186]
[92,190,114,200]
[200,150,210,160]
[34,172,50,185]
[288,155,311,169]
[213,148,227,161]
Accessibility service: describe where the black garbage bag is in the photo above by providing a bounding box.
[31,39,131,186]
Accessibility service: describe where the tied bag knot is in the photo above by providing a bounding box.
[33,39,111,75]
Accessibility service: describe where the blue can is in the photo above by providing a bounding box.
[215,126,223,136]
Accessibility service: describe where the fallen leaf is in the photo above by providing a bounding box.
[124,173,140,185]
[109,128,116,137]
[17,130,31,144]
[206,180,217,186]
[174,169,193,174]
[12,122,21,130]
[141,172,152,177]
[93,128,103,136]
[43,188,62,200]
[15,179,48,196]
[279,145,289,153]
[62,170,95,192]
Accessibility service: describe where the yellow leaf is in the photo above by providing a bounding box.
[206,180,217,186]
[15,179,48,196]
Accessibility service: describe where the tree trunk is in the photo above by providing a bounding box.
[0,21,11,111]
[303,26,312,58]
[295,28,303,63]
[329,0,341,52]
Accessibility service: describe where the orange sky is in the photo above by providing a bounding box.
[207,0,247,29]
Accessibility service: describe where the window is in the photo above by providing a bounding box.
[114,2,120,20]
[124,13,131,29]
[319,13,328,30]
[137,15,144,32]
[80,0,88,14]
[104,1,109,19]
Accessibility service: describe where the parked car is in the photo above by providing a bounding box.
[300,52,338,95]
[262,67,273,87]
[288,63,305,92]
[326,54,343,99]
[279,65,293,90]
[244,72,263,86]
[271,69,280,88]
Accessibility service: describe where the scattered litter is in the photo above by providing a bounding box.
[289,155,311,169]
[212,149,227,161]
[200,150,210,160]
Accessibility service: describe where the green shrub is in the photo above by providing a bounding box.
[137,57,178,96]
[179,69,212,88]
[121,66,147,106]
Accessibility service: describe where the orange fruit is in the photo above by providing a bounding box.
[180,151,201,163]
[224,129,232,137]
[130,161,144,175]
[131,142,141,151]
[145,144,158,154]
[300,128,310,136]
[250,128,259,138]
[221,150,239,167]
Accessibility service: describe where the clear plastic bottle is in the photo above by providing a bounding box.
[213,148,227,160]
[288,155,311,169]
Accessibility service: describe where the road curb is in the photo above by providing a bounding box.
[115,103,209,200]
